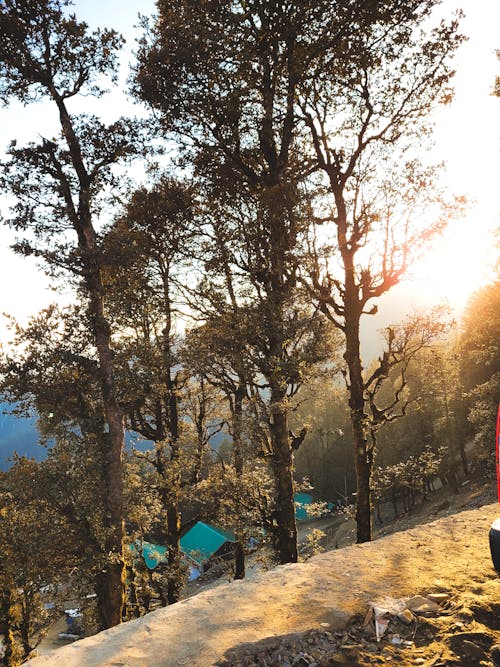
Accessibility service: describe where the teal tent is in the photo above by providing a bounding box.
[294,492,314,521]
[130,540,167,570]
[180,522,235,568]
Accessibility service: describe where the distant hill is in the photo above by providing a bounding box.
[0,403,228,471]
[0,404,46,471]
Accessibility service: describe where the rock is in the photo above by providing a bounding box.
[435,500,450,513]
[457,607,475,623]
[407,595,442,615]
[460,639,488,662]
[450,621,465,631]
[397,609,415,625]
[389,634,403,646]
[491,643,500,666]
[364,643,379,652]
[327,652,355,665]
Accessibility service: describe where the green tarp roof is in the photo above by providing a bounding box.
[180,521,235,567]
[130,540,167,570]
[294,492,314,521]
[130,522,236,570]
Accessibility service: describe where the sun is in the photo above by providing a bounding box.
[409,211,498,313]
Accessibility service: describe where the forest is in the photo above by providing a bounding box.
[0,0,498,664]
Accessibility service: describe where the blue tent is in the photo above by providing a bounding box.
[294,492,314,521]
[130,540,167,570]
[180,522,235,567]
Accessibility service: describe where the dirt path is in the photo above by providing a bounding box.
[26,501,500,667]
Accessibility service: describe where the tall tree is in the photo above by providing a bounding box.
[296,2,463,541]
[182,312,254,578]
[0,457,79,663]
[134,1,326,563]
[135,0,463,548]
[460,279,500,470]
[0,0,143,625]
[103,177,195,604]
[0,306,122,628]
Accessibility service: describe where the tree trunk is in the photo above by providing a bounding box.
[0,589,17,667]
[155,440,182,606]
[269,389,298,564]
[94,554,125,631]
[344,303,372,543]
[166,501,182,604]
[53,93,126,629]
[233,385,246,579]
[19,593,33,660]
[162,280,183,606]
[126,565,141,619]
[392,486,398,517]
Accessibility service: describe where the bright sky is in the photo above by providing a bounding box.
[0,0,499,354]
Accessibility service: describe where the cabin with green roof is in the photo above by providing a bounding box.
[294,492,314,521]
[129,540,167,570]
[130,522,237,581]
[180,521,236,573]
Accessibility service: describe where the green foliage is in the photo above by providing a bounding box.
[299,529,326,562]
[460,280,500,472]
[0,457,80,662]
[293,380,354,501]
[0,0,122,104]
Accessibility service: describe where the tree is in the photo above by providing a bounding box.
[0,457,79,664]
[134,2,339,562]
[460,279,500,471]
[134,0,464,551]
[296,2,464,541]
[0,0,144,626]
[103,177,196,604]
[0,306,124,629]
[181,313,258,579]
[293,380,353,502]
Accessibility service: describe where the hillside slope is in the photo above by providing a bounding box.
[27,502,500,667]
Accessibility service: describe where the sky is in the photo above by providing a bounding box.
[0,0,499,359]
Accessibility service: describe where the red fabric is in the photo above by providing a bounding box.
[496,403,500,503]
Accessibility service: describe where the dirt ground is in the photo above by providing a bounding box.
[27,479,500,667]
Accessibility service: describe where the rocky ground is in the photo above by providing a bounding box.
[27,480,500,667]
[217,480,500,667]
[217,582,500,666]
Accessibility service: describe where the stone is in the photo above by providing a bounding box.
[491,643,500,666]
[406,595,441,615]
[364,643,379,652]
[460,639,488,662]
[457,607,475,623]
[397,609,415,625]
